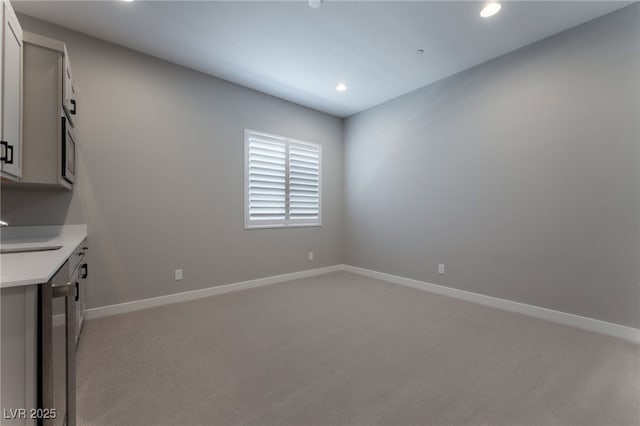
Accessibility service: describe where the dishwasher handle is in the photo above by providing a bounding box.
[52,281,73,298]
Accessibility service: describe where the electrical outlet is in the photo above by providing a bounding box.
[438,264,445,274]
[175,269,183,281]
[308,251,314,261]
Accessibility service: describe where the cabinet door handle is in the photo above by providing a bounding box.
[5,144,14,164]
[75,282,79,302]
[0,141,7,162]
[81,263,88,279]
[70,99,77,115]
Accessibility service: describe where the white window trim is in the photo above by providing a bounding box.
[244,129,322,229]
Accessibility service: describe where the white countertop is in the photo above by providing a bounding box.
[1,225,88,288]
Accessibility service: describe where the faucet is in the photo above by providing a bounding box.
[0,220,8,227]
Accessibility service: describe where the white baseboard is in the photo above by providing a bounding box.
[344,265,640,344]
[86,263,639,343]
[85,265,346,320]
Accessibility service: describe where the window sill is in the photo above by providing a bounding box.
[244,223,322,230]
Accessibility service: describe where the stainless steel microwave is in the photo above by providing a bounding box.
[61,116,76,184]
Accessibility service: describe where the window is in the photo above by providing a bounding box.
[244,129,322,229]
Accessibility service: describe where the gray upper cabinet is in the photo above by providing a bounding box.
[9,31,78,190]
[62,45,76,125]
[0,0,23,182]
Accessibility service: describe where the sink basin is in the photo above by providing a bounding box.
[0,245,63,254]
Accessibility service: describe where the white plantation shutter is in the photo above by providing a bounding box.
[288,142,321,223]
[246,132,287,224]
[245,130,322,228]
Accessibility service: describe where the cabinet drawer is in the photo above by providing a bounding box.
[67,240,87,275]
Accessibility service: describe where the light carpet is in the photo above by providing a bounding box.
[77,271,640,425]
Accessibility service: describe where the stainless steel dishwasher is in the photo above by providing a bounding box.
[39,252,83,426]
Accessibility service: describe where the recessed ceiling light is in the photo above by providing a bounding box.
[308,0,323,9]
[123,0,134,2]
[336,83,347,92]
[480,2,501,18]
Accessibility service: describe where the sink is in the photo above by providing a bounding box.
[0,245,63,254]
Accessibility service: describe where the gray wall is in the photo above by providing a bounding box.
[3,6,638,328]
[344,5,640,328]
[2,15,344,309]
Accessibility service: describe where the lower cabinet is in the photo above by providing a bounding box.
[0,286,38,426]
[75,259,88,345]
[72,241,87,345]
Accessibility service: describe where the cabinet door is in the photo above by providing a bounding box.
[1,1,22,179]
[75,278,81,343]
[1,286,38,426]
[0,3,3,157]
[74,259,87,345]
[62,46,76,122]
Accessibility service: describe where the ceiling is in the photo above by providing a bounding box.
[14,1,632,117]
